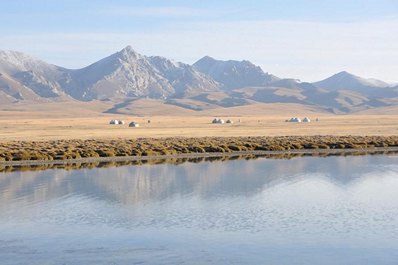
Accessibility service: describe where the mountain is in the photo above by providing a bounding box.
[313,71,390,92]
[0,46,397,114]
[312,71,398,111]
[0,51,70,102]
[63,46,220,100]
[193,56,279,90]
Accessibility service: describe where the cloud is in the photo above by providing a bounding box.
[1,18,397,82]
[98,6,213,18]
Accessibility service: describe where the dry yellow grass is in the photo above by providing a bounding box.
[0,100,398,141]
[0,114,398,141]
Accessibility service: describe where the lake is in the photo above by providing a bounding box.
[1,153,398,264]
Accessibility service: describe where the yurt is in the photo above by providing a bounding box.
[212,118,225,124]
[109,119,119,125]
[303,117,311,122]
[129,122,140,128]
[119,120,125,125]
[226,120,234,124]
[289,117,301,122]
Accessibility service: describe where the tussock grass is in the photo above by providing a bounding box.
[1,149,397,173]
[1,135,398,162]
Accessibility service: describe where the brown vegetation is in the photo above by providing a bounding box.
[1,135,398,163]
[1,149,396,173]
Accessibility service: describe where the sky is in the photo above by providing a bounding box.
[1,0,397,82]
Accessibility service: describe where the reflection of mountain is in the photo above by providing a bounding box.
[0,154,397,207]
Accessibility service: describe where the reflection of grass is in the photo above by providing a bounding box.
[0,150,396,173]
[1,136,398,162]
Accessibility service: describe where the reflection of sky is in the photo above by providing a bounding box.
[1,154,398,264]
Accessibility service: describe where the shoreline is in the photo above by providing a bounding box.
[2,146,398,167]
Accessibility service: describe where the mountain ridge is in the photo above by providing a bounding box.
[0,46,397,114]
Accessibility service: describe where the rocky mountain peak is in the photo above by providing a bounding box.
[193,56,279,90]
[116,45,143,62]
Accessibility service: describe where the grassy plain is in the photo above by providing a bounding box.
[1,100,397,141]
[0,112,398,141]
[1,100,398,163]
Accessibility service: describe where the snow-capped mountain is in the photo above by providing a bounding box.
[193,56,279,90]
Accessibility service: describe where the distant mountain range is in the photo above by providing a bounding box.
[1,46,397,113]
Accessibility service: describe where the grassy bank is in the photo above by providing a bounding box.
[1,135,398,163]
[1,149,397,173]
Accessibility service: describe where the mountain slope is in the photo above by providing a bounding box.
[313,71,390,92]
[0,51,69,100]
[193,56,279,90]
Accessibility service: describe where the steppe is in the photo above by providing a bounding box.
[1,100,398,163]
[1,100,398,141]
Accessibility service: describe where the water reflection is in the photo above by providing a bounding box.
[1,152,398,207]
[0,153,398,264]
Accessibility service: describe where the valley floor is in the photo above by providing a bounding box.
[2,103,398,163]
[0,114,398,141]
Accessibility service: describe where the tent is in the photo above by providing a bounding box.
[212,118,225,124]
[129,122,140,127]
[289,117,301,122]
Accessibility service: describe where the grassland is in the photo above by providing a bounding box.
[1,114,398,141]
[1,101,398,164]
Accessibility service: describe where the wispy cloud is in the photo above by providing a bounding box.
[99,6,214,18]
[1,18,397,82]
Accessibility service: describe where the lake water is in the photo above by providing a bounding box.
[1,154,398,264]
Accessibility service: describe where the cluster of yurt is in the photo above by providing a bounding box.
[287,117,311,123]
[212,118,225,124]
[109,119,140,127]
[212,118,234,124]
[109,119,125,125]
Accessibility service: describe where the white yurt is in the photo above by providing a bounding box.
[289,117,302,122]
[118,120,125,125]
[129,122,140,127]
[212,118,225,124]
[303,117,311,122]
[226,119,233,124]
[109,119,119,125]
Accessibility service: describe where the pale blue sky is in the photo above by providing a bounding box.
[1,0,397,82]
